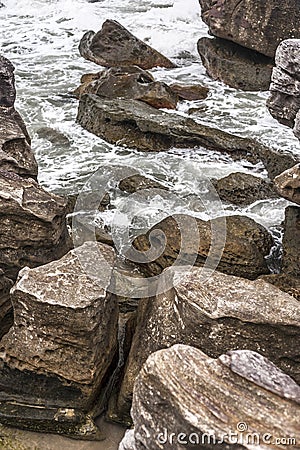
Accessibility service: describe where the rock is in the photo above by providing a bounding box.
[77,94,271,162]
[169,83,209,101]
[199,0,300,58]
[197,37,273,91]
[36,127,71,147]
[267,39,300,140]
[0,109,38,178]
[133,214,273,280]
[282,206,300,277]
[118,174,167,194]
[0,171,71,279]
[259,146,300,180]
[274,164,300,205]
[0,242,119,439]
[114,268,300,424]
[0,56,37,178]
[214,172,277,206]
[0,270,13,339]
[75,66,178,109]
[126,345,300,450]
[261,273,300,301]
[79,20,175,70]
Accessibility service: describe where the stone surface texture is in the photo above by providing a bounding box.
[79,20,175,70]
[0,242,119,439]
[274,164,300,205]
[125,345,300,450]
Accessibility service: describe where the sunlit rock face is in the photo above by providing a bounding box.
[0,242,119,439]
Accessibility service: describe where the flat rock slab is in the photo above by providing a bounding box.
[127,345,300,449]
[79,20,175,70]
[112,267,300,424]
[0,171,71,279]
[199,0,300,58]
[198,37,273,91]
[0,242,119,439]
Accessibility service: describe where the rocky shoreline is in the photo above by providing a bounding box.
[0,1,299,449]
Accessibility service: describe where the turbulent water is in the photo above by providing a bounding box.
[1,0,299,244]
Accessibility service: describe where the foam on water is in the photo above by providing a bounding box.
[0,0,298,236]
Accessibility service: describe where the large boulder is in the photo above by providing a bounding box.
[75,66,178,109]
[0,171,71,279]
[199,0,300,58]
[112,268,300,424]
[267,39,300,140]
[123,345,300,450]
[213,172,277,206]
[197,37,273,91]
[0,56,37,178]
[133,214,273,280]
[79,20,175,70]
[0,242,119,439]
[274,164,300,205]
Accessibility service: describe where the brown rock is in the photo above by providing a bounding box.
[125,345,300,450]
[133,214,273,280]
[198,37,273,91]
[199,0,300,58]
[261,273,300,301]
[75,66,178,109]
[169,83,209,101]
[113,266,300,424]
[282,206,300,277]
[118,173,167,194]
[0,242,119,439]
[79,20,176,70]
[274,164,300,205]
[0,55,15,107]
[0,171,71,279]
[214,172,278,206]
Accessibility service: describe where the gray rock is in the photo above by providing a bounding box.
[125,345,300,449]
[75,66,178,110]
[274,163,300,205]
[79,20,175,70]
[0,171,71,279]
[268,39,300,141]
[133,214,273,280]
[0,55,15,108]
[118,174,167,194]
[282,206,300,277]
[0,242,119,439]
[199,0,300,58]
[214,172,277,206]
[113,267,300,424]
[198,37,273,91]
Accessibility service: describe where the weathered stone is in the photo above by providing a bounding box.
[261,273,300,301]
[0,171,71,279]
[79,20,175,70]
[214,172,277,206]
[125,345,300,450]
[0,242,119,439]
[0,109,38,178]
[267,39,300,141]
[0,55,15,108]
[77,94,271,161]
[133,214,273,280]
[113,266,300,425]
[199,0,300,58]
[274,164,300,205]
[198,37,273,91]
[258,146,300,180]
[282,206,300,277]
[118,174,167,194]
[0,269,13,339]
[169,83,209,101]
[75,66,178,109]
